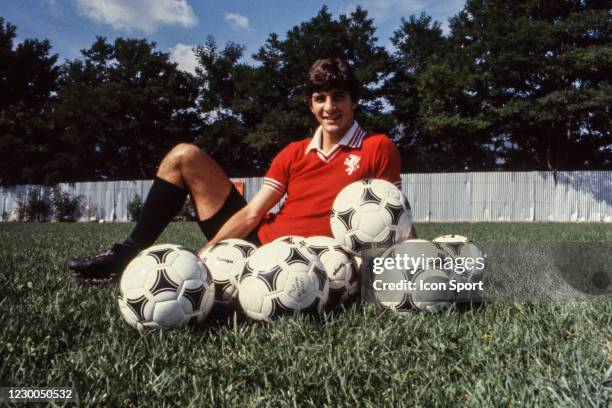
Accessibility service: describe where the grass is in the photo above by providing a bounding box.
[1,222,610,407]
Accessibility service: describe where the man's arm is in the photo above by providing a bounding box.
[198,187,281,256]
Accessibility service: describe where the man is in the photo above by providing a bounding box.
[69,57,415,281]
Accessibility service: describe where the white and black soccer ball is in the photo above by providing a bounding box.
[118,244,215,330]
[238,240,329,322]
[273,235,306,246]
[432,234,486,302]
[373,240,455,313]
[303,236,360,308]
[200,239,257,316]
[331,179,412,253]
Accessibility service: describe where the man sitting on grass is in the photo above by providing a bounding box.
[69,56,415,282]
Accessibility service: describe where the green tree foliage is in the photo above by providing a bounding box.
[451,0,611,171]
[195,7,393,175]
[0,18,59,185]
[52,37,200,181]
[127,193,143,222]
[193,37,257,174]
[51,186,83,221]
[385,13,480,171]
[389,0,611,171]
[1,2,610,183]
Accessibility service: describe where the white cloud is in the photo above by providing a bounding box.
[224,12,250,31]
[344,0,463,24]
[169,43,198,75]
[76,0,197,33]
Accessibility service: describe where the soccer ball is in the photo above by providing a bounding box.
[273,235,306,245]
[373,240,455,313]
[432,234,486,302]
[303,235,360,307]
[331,179,412,253]
[200,239,257,317]
[238,240,329,322]
[118,244,215,330]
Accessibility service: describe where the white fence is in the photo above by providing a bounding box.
[1,171,611,222]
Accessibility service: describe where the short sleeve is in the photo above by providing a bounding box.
[375,136,402,189]
[263,142,296,195]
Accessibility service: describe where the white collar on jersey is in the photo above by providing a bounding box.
[305,121,367,154]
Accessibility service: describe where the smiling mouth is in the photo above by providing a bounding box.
[323,116,341,122]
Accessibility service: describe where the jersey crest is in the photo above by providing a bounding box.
[344,154,361,175]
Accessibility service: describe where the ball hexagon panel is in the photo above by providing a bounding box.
[333,181,367,211]
[238,276,267,315]
[281,269,316,303]
[152,300,187,327]
[248,241,291,272]
[355,204,389,238]
[121,257,153,291]
[171,251,209,282]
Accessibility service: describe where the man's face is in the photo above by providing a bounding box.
[309,89,357,138]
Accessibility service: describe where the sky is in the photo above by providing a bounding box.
[1,0,465,73]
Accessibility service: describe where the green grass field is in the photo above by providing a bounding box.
[1,222,611,407]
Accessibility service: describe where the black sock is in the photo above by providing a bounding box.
[124,176,187,249]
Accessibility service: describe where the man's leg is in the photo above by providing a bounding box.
[126,143,234,247]
[69,143,234,280]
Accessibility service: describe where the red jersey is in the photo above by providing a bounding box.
[257,121,402,244]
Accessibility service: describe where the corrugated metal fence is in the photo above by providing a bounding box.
[1,171,611,222]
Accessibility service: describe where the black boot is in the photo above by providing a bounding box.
[68,243,139,284]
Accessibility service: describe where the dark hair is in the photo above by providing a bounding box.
[305,57,360,103]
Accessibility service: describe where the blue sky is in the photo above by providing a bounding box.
[2,0,465,73]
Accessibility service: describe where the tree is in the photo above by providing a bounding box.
[388,11,498,171]
[52,37,201,181]
[388,1,611,171]
[447,0,611,171]
[0,18,59,185]
[193,37,258,175]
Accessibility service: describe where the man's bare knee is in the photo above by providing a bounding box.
[158,143,200,186]
[172,143,205,165]
[166,144,231,219]
[161,144,202,172]
[159,142,229,193]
